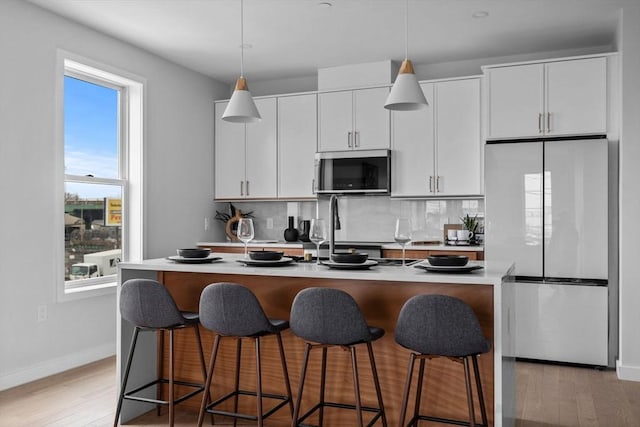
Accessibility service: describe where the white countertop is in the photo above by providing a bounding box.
[119,253,509,286]
[197,241,484,252]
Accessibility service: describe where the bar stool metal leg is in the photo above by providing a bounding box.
[318,347,327,427]
[197,335,221,427]
[291,343,311,427]
[193,325,214,425]
[366,342,388,427]
[168,329,175,427]
[350,346,364,427]
[233,339,242,427]
[255,337,264,427]
[472,356,488,427]
[413,357,426,427]
[398,352,415,427]
[114,328,140,427]
[276,332,295,417]
[463,357,476,426]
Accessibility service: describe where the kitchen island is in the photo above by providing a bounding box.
[117,255,514,426]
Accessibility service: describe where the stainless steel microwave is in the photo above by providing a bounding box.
[314,149,391,194]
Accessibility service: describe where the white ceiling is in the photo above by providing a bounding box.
[28,0,621,84]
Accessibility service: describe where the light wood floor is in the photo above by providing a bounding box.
[1,357,640,426]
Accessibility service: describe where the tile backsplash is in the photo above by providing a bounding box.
[212,196,484,243]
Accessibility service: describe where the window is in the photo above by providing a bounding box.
[58,54,144,298]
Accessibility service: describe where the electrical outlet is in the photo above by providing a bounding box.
[266,218,274,229]
[37,305,47,322]
[204,217,210,231]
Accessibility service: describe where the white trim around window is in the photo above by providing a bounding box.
[55,50,145,302]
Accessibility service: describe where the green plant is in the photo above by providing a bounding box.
[460,214,479,233]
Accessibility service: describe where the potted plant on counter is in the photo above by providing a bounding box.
[460,214,480,244]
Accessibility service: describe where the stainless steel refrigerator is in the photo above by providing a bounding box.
[485,137,616,366]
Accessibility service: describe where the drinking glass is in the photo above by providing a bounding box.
[394,218,412,266]
[236,218,255,258]
[309,218,327,265]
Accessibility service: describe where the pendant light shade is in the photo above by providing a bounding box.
[384,59,427,111]
[222,77,261,123]
[222,0,261,123]
[384,0,428,111]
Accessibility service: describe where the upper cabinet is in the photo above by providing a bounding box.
[318,87,390,152]
[214,97,277,200]
[486,56,607,139]
[392,77,482,197]
[278,93,317,199]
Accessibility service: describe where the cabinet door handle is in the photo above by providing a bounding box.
[246,181,250,196]
[436,176,441,193]
[347,131,352,148]
[538,113,543,134]
[354,131,360,148]
[312,179,316,194]
[240,181,244,196]
[429,176,433,193]
[547,112,551,133]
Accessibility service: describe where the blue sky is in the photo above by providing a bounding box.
[64,76,121,199]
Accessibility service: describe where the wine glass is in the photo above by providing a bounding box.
[394,218,412,266]
[309,218,327,265]
[236,218,254,258]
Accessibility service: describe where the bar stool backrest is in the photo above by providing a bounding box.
[120,278,184,329]
[290,287,371,345]
[199,282,277,336]
[395,294,491,357]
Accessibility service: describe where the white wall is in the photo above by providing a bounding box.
[0,0,227,389]
[617,1,640,381]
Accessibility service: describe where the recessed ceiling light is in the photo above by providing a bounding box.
[317,2,332,7]
[472,11,489,19]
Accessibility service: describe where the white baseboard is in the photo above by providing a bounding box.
[616,359,640,382]
[0,342,115,391]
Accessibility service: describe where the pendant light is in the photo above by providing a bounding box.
[384,0,428,111]
[222,0,261,123]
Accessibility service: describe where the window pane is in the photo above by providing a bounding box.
[64,76,119,178]
[65,183,122,282]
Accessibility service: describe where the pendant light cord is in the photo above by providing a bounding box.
[240,0,245,77]
[404,0,409,60]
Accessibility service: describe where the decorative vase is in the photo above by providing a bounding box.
[284,216,299,242]
[299,220,311,242]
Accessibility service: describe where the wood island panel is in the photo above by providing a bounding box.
[383,248,485,261]
[155,271,495,426]
[199,245,305,257]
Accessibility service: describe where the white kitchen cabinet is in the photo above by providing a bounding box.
[392,78,482,197]
[318,87,390,152]
[214,97,277,199]
[486,56,607,139]
[391,83,434,196]
[278,93,317,198]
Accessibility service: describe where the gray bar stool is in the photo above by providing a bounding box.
[395,294,491,427]
[289,287,387,427]
[115,278,209,427]
[196,282,293,427]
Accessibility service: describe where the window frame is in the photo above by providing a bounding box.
[56,51,144,302]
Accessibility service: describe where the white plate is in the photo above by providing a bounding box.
[321,260,379,270]
[415,261,483,273]
[236,257,294,267]
[166,255,222,264]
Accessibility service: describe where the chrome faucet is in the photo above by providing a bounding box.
[329,194,341,259]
